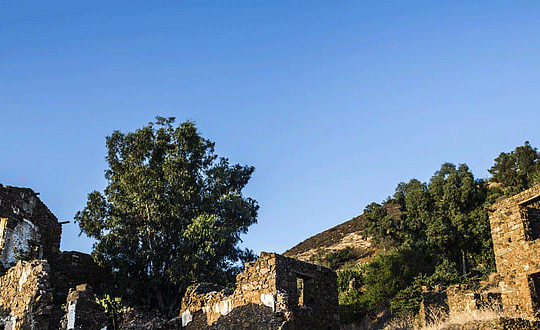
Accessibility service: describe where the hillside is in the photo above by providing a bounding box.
[283,203,401,267]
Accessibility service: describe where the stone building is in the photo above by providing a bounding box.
[490,183,540,317]
[180,252,340,330]
[0,185,62,268]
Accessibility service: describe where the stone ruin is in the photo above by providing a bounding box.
[61,284,108,330]
[0,260,54,330]
[490,183,540,318]
[418,283,502,328]
[180,252,340,330]
[417,183,540,327]
[0,185,62,268]
[0,184,340,330]
[0,185,108,330]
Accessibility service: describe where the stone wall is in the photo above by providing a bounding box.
[489,183,540,317]
[0,260,54,330]
[418,284,502,328]
[61,284,108,330]
[0,185,62,268]
[180,252,339,330]
[418,286,448,328]
[50,251,111,302]
[447,285,502,315]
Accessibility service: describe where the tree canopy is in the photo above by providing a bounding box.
[75,117,258,314]
[364,163,492,275]
[489,141,540,195]
[338,142,540,324]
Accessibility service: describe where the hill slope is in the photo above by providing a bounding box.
[283,203,401,268]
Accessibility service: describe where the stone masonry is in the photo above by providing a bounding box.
[180,252,339,330]
[418,284,502,328]
[0,185,62,268]
[490,183,540,317]
[61,284,108,330]
[0,185,110,330]
[0,260,54,330]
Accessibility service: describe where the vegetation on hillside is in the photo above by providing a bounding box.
[334,141,540,325]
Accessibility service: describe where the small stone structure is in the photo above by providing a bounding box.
[61,284,108,330]
[418,284,502,328]
[180,252,339,330]
[0,185,62,268]
[446,285,501,315]
[0,260,54,330]
[489,183,540,317]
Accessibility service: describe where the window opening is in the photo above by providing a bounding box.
[297,277,305,306]
[528,272,540,309]
[523,204,540,241]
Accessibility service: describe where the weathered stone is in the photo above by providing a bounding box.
[61,284,108,330]
[0,185,62,268]
[0,260,54,330]
[180,252,339,330]
[489,183,540,318]
[418,284,502,328]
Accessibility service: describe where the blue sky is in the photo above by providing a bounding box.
[1,1,540,254]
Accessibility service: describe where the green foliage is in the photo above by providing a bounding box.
[362,202,403,248]
[96,295,127,330]
[361,243,434,311]
[75,117,258,315]
[489,141,540,195]
[337,267,364,293]
[390,284,423,315]
[340,142,540,323]
[424,259,462,286]
[391,163,492,275]
[309,246,360,270]
[339,289,367,324]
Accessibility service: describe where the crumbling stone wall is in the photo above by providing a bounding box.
[60,284,108,330]
[180,252,339,330]
[0,260,54,330]
[0,185,62,268]
[418,286,448,328]
[489,183,540,317]
[418,284,502,328]
[447,285,502,315]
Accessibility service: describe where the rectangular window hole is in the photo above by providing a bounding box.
[528,272,540,310]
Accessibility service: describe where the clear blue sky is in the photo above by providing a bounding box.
[1,1,540,255]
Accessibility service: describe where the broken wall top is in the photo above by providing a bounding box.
[181,252,339,330]
[489,183,540,318]
[0,184,62,261]
[491,183,540,211]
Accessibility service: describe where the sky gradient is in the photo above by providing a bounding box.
[2,1,540,255]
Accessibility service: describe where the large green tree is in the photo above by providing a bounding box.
[75,117,258,314]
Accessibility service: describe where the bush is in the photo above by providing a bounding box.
[96,295,127,330]
[361,243,434,310]
[337,267,364,293]
[390,284,423,315]
[339,289,367,324]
